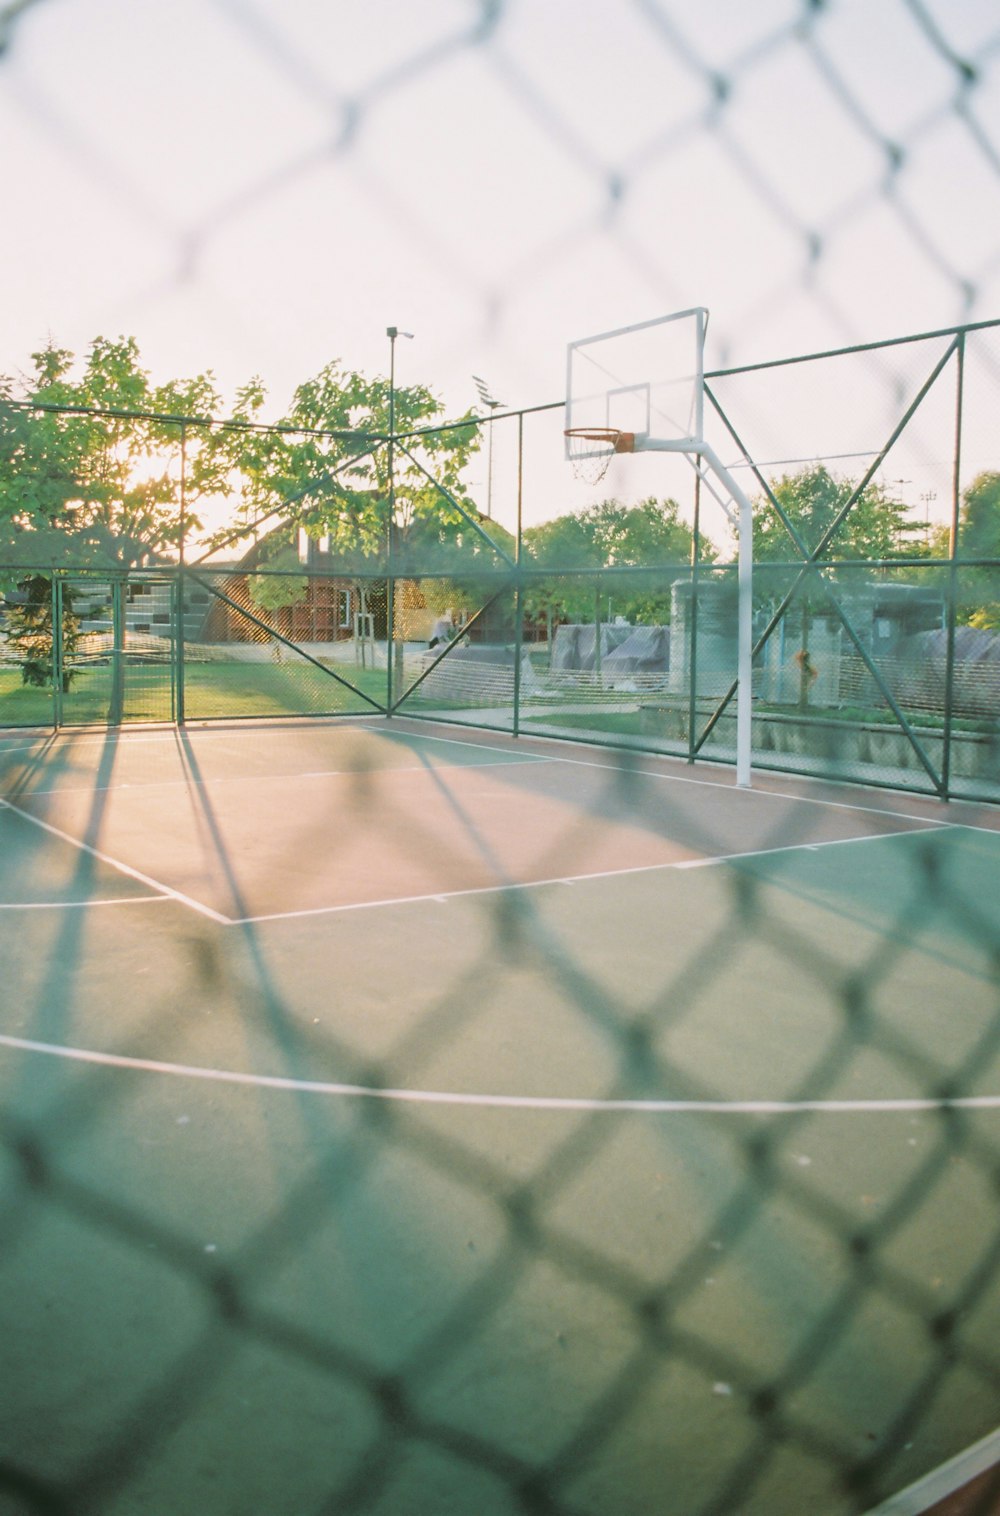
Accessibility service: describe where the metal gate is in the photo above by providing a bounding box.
[55,574,177,726]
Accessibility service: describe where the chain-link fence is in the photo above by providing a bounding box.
[3,318,999,802]
[2,696,1000,1516]
[3,1,1000,396]
[4,5,1000,1514]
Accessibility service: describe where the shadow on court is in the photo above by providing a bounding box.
[1,720,999,1516]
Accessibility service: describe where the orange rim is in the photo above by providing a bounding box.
[564,427,635,454]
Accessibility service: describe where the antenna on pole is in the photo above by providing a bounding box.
[473,374,504,519]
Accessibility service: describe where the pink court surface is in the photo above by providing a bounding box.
[1,715,1000,1516]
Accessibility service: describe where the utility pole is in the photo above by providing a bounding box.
[473,375,503,519]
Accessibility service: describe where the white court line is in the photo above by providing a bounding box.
[1,1029,999,1114]
[397,726,965,830]
[13,755,545,799]
[864,1426,1000,1515]
[0,896,171,911]
[1,728,976,929]
[0,729,177,751]
[4,718,987,835]
[389,721,1000,840]
[0,799,231,925]
[0,718,389,753]
[673,826,943,870]
[234,825,957,925]
[428,726,1000,841]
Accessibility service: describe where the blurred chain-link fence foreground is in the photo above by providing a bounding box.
[4,4,1000,1514]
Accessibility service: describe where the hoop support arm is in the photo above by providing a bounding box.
[643,437,753,788]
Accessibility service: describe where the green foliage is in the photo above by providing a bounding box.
[750,465,924,710]
[247,546,308,613]
[752,464,921,563]
[526,496,701,569]
[0,336,502,613]
[905,472,1000,627]
[959,472,1000,559]
[956,471,1000,628]
[223,361,489,575]
[0,338,235,567]
[218,361,504,651]
[4,575,79,689]
[522,497,705,626]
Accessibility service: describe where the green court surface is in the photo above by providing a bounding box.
[1,718,999,1516]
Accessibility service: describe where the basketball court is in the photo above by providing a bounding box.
[1,305,997,1515]
[2,713,1000,1515]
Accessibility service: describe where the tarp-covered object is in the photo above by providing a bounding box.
[550,623,635,672]
[602,625,670,674]
[896,626,1000,718]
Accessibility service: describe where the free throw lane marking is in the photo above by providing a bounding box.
[0,799,231,924]
[234,825,957,924]
[0,896,171,911]
[13,755,545,799]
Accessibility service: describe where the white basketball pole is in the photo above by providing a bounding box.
[565,308,752,788]
[699,443,753,789]
[644,439,754,788]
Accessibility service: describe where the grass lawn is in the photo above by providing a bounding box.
[182,659,388,719]
[522,707,648,735]
[0,658,391,726]
[0,669,54,725]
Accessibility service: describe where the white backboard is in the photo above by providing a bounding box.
[565,308,707,459]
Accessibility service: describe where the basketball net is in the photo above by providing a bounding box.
[564,427,636,486]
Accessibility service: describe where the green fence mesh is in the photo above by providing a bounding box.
[3,4,1000,1512]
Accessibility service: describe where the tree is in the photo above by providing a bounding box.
[955,471,1000,629]
[0,338,239,709]
[751,465,924,707]
[0,337,234,565]
[148,371,244,557]
[522,497,705,637]
[0,391,81,541]
[5,574,80,690]
[751,464,920,565]
[214,361,493,667]
[959,471,1000,557]
[247,546,308,618]
[220,361,483,566]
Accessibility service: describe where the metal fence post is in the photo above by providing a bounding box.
[687,472,701,765]
[174,568,186,725]
[176,425,188,726]
[52,573,63,730]
[942,331,965,800]
[109,577,125,725]
[512,412,524,738]
[386,327,400,714]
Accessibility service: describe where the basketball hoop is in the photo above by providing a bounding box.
[564,426,635,484]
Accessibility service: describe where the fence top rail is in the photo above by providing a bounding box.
[0,395,374,443]
[2,316,997,449]
[704,316,999,381]
[2,552,1000,581]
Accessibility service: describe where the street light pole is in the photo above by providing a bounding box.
[387,327,414,517]
[473,375,504,519]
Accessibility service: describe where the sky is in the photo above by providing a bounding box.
[2,0,1000,539]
